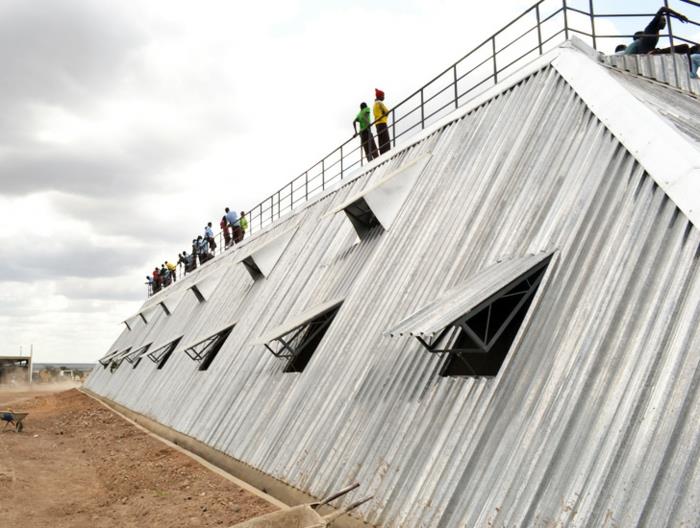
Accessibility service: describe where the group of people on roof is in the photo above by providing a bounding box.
[615,6,700,78]
[145,208,249,296]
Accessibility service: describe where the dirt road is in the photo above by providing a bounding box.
[0,388,276,527]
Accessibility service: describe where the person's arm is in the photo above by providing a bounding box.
[664,6,689,22]
[648,7,688,33]
[353,118,358,136]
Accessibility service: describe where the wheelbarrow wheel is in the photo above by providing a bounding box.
[15,421,23,433]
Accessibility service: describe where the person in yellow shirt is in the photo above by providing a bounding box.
[165,260,178,282]
[239,211,249,240]
[373,88,391,155]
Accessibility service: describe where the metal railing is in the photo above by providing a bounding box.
[147,0,699,297]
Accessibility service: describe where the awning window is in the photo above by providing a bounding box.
[331,154,430,239]
[107,347,132,373]
[385,252,552,376]
[188,271,224,303]
[147,336,183,370]
[236,227,296,280]
[98,349,122,368]
[160,289,187,315]
[125,343,152,369]
[254,298,343,372]
[183,324,235,371]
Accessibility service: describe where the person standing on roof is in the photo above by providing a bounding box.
[152,266,161,293]
[204,222,217,252]
[353,102,378,162]
[220,215,231,247]
[620,6,688,55]
[166,260,177,282]
[239,211,248,240]
[226,207,243,244]
[373,89,391,155]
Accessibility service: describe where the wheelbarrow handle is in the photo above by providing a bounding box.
[323,496,373,523]
[317,482,360,507]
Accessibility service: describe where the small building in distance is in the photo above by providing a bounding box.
[0,355,32,385]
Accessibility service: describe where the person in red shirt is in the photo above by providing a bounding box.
[220,215,231,247]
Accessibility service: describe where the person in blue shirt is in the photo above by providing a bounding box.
[204,222,216,252]
[226,207,243,244]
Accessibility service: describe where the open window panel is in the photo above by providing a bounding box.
[125,343,152,369]
[384,252,553,377]
[122,313,142,331]
[108,347,132,373]
[98,349,122,368]
[188,270,225,303]
[160,289,187,316]
[236,227,296,281]
[183,324,235,371]
[147,336,183,370]
[330,154,431,240]
[254,298,344,373]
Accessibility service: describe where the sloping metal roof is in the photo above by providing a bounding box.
[85,42,700,527]
[384,252,551,339]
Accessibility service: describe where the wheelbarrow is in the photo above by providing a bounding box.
[231,482,372,528]
[1,410,28,432]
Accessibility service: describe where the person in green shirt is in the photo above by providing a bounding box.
[239,211,249,239]
[353,102,378,162]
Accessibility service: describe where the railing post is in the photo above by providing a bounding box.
[305,171,309,200]
[563,0,569,40]
[491,37,498,84]
[277,190,281,218]
[321,158,325,190]
[420,88,425,129]
[588,0,597,50]
[391,109,396,147]
[536,4,543,54]
[340,144,344,179]
[664,0,680,86]
[453,64,459,109]
[270,195,274,223]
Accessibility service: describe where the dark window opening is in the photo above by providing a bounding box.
[439,262,548,377]
[344,198,381,240]
[264,304,342,373]
[160,302,171,316]
[147,337,183,370]
[242,257,265,281]
[183,325,235,371]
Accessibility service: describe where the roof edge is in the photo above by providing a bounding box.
[552,44,700,229]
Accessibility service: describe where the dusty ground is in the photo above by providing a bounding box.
[0,387,277,527]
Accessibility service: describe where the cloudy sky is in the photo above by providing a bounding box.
[0,0,694,363]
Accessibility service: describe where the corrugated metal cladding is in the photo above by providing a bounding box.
[86,56,700,527]
[604,53,700,96]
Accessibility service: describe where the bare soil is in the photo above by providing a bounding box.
[0,387,276,527]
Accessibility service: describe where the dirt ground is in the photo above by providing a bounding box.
[0,387,277,527]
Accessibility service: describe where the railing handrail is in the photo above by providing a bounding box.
[147,0,700,298]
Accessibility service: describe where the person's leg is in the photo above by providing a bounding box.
[360,129,373,161]
[691,54,700,78]
[377,123,391,154]
[368,131,379,160]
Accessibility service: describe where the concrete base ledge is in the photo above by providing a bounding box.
[82,388,373,528]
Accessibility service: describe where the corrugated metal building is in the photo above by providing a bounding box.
[85,40,700,527]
